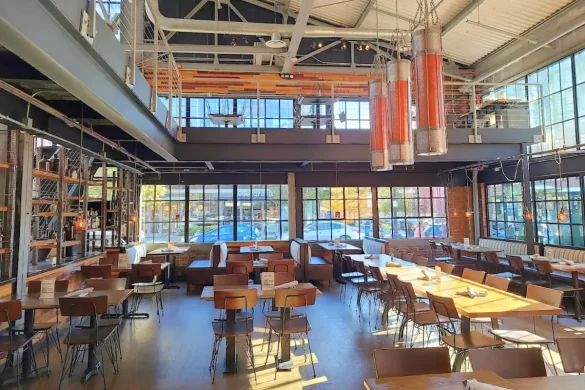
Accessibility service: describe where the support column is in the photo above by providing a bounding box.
[287,173,296,239]
[521,149,535,255]
[472,170,480,244]
[14,131,34,299]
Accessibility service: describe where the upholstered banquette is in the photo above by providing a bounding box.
[544,245,585,263]
[126,243,147,264]
[362,237,389,255]
[186,241,227,290]
[478,238,539,257]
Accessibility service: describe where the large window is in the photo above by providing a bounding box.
[141,184,288,243]
[334,100,370,130]
[377,187,447,239]
[533,177,584,247]
[486,183,526,240]
[141,185,186,243]
[302,187,373,240]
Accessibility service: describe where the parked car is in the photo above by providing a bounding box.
[189,224,260,243]
[423,224,448,238]
[303,221,360,241]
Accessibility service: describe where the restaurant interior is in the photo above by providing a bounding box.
[1,0,585,389]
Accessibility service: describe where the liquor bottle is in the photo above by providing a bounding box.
[96,214,101,229]
[37,155,51,171]
[0,219,4,249]
[49,155,59,173]
[71,169,78,179]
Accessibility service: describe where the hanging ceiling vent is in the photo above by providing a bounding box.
[265,32,287,48]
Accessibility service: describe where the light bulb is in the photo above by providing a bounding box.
[465,210,473,218]
[130,214,138,224]
[524,207,533,221]
[558,207,568,222]
[365,43,370,50]
[340,41,347,50]
[317,41,323,48]
[231,38,237,46]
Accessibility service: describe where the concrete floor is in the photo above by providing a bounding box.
[16,282,585,390]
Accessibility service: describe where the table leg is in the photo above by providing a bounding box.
[225,309,237,373]
[82,315,101,382]
[166,255,180,289]
[477,253,482,271]
[573,271,582,322]
[333,250,343,283]
[277,308,293,370]
[14,309,51,382]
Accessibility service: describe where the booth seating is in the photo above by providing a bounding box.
[186,241,228,291]
[362,237,389,255]
[306,242,333,286]
[126,243,147,264]
[545,245,585,263]
[478,238,538,257]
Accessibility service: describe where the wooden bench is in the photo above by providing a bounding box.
[186,241,227,291]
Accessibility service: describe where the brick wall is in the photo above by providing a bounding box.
[447,186,474,243]
[479,183,488,238]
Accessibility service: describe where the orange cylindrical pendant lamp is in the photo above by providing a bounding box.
[387,59,414,165]
[368,79,391,171]
[412,27,447,156]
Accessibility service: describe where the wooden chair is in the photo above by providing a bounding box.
[59,296,119,389]
[397,281,447,347]
[261,253,284,261]
[379,274,406,334]
[210,289,257,384]
[372,347,451,378]
[339,256,365,301]
[226,260,254,275]
[142,255,167,264]
[129,263,164,321]
[469,348,547,379]
[274,272,295,286]
[403,253,414,262]
[436,262,454,275]
[532,259,583,315]
[15,280,70,363]
[261,272,302,345]
[429,241,452,263]
[484,252,519,279]
[99,252,117,266]
[267,259,295,273]
[556,337,585,374]
[462,268,486,284]
[81,264,112,279]
[489,284,563,374]
[412,256,429,267]
[427,291,505,372]
[265,288,317,379]
[0,300,38,387]
[228,253,254,262]
[507,255,546,293]
[484,274,510,291]
[213,274,249,286]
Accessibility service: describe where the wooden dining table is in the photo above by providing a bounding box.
[384,262,562,371]
[112,261,171,287]
[318,242,362,281]
[450,243,502,268]
[12,289,133,383]
[201,283,322,373]
[364,371,585,389]
[349,253,416,269]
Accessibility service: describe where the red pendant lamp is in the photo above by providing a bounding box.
[387,58,414,165]
[412,26,447,156]
[368,78,391,171]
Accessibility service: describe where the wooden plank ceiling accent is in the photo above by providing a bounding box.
[143,70,372,97]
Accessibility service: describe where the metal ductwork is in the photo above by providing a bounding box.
[145,0,409,40]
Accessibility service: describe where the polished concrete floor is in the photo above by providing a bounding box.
[17,282,585,390]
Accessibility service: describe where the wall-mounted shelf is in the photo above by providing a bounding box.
[0,206,8,212]
[32,199,58,206]
[62,240,81,248]
[30,239,57,247]
[35,212,57,217]
[33,169,59,181]
[0,162,9,169]
[0,248,7,255]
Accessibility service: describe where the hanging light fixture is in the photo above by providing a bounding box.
[368,2,391,171]
[387,46,413,164]
[130,214,138,224]
[412,2,447,156]
[555,151,568,222]
[524,206,533,221]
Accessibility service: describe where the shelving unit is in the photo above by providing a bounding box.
[0,133,15,281]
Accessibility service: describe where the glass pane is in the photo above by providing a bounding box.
[378,199,392,218]
[303,187,316,199]
[142,185,156,200]
[576,49,585,85]
[560,57,573,89]
[303,200,317,220]
[378,187,391,198]
[379,219,391,239]
[317,187,331,199]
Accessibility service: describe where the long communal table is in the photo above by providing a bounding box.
[361,258,562,371]
[201,283,322,373]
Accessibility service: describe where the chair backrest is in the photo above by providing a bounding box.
[274,287,317,308]
[441,244,454,257]
[226,260,253,274]
[484,252,500,265]
[0,300,22,322]
[532,259,553,275]
[507,255,525,273]
[386,273,400,293]
[403,253,414,261]
[372,347,451,378]
[354,260,367,275]
[526,284,563,307]
[397,251,407,259]
[28,279,69,294]
[131,263,162,283]
[213,288,257,310]
[86,278,127,291]
[369,266,385,282]
[59,296,109,316]
[436,262,454,275]
[274,272,295,286]
[556,338,585,374]
[412,256,428,267]
[397,281,417,311]
[429,241,439,250]
[484,274,510,291]
[144,255,167,264]
[469,348,547,379]
[261,253,284,261]
[267,259,295,273]
[228,253,254,262]
[81,264,112,279]
[213,274,248,286]
[461,268,485,284]
[100,251,118,265]
[427,291,459,320]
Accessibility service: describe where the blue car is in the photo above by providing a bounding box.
[189,224,260,243]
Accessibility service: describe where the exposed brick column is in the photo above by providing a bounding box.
[447,187,473,243]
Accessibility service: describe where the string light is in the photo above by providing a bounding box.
[317,41,323,48]
[340,41,347,50]
[130,214,138,224]
[75,216,87,231]
[558,207,568,222]
[524,206,533,221]
[465,210,473,218]
[364,43,371,50]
